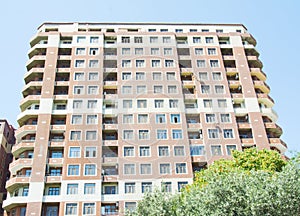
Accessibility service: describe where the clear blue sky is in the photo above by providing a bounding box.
[0,0,299,155]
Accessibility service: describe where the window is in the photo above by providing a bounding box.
[154,85,163,93]
[83,203,95,215]
[212,72,222,80]
[124,147,134,157]
[151,60,161,68]
[155,100,164,108]
[140,164,152,174]
[203,99,212,108]
[137,85,146,94]
[88,72,98,81]
[136,72,145,80]
[176,163,187,174]
[137,100,147,108]
[122,72,132,80]
[193,37,201,43]
[151,48,159,55]
[221,114,231,123]
[161,29,168,32]
[122,86,132,94]
[164,48,173,55]
[84,164,96,176]
[195,48,204,55]
[210,60,219,68]
[150,37,158,43]
[168,85,177,94]
[73,86,84,95]
[142,182,152,193]
[71,115,82,124]
[67,184,78,195]
[89,48,99,55]
[211,145,222,155]
[75,60,85,68]
[163,36,171,43]
[70,131,81,141]
[123,100,132,108]
[76,48,86,55]
[169,99,178,108]
[123,130,134,140]
[136,60,145,68]
[165,60,174,67]
[172,129,183,139]
[87,115,98,124]
[87,100,97,108]
[197,60,206,68]
[124,164,135,175]
[215,85,224,94]
[208,129,219,139]
[158,146,169,156]
[65,203,77,215]
[134,48,144,55]
[104,186,116,194]
[122,36,130,43]
[190,145,205,156]
[84,183,95,194]
[22,187,29,196]
[125,183,135,194]
[73,100,83,109]
[48,187,60,196]
[161,182,172,193]
[218,99,227,108]
[122,48,130,55]
[134,36,143,43]
[190,29,197,32]
[201,85,210,94]
[206,114,216,123]
[77,36,86,43]
[157,129,167,139]
[216,29,223,33]
[138,114,148,123]
[68,165,79,176]
[160,163,171,174]
[224,129,234,138]
[137,130,147,140]
[226,145,237,155]
[166,72,176,80]
[175,29,183,33]
[123,114,133,124]
[205,37,214,43]
[197,72,208,81]
[170,114,181,123]
[85,147,96,157]
[122,60,131,68]
[208,48,217,55]
[86,131,97,141]
[156,114,166,123]
[178,182,188,191]
[87,86,98,95]
[139,146,150,156]
[69,147,80,158]
[90,36,99,43]
[152,72,162,80]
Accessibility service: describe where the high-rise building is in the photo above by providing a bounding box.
[3,23,286,216]
[0,120,15,216]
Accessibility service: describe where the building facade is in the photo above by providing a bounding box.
[3,23,286,216]
[0,120,15,216]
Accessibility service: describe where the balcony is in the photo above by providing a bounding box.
[12,140,35,156]
[103,140,118,146]
[102,175,118,182]
[250,68,266,81]
[269,138,287,153]
[102,157,118,164]
[9,159,33,175]
[187,123,202,130]
[228,80,240,88]
[2,196,28,209]
[226,67,238,75]
[191,155,206,163]
[237,123,251,129]
[6,176,30,190]
[45,175,62,183]
[260,107,278,122]
[50,125,66,132]
[254,81,270,94]
[48,158,63,166]
[189,139,204,145]
[15,125,37,138]
[265,122,282,134]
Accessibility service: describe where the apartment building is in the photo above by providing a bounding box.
[0,120,15,216]
[3,22,286,216]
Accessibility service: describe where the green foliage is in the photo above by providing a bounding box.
[127,149,299,216]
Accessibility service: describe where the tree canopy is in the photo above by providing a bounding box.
[127,148,299,216]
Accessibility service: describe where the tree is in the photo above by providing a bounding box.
[127,149,300,216]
